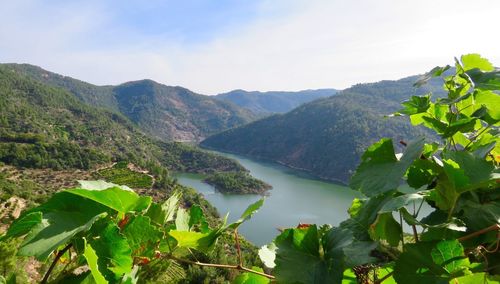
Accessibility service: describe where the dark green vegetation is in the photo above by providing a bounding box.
[202,73,445,183]
[205,171,272,194]
[93,162,154,189]
[0,64,245,175]
[0,62,267,282]
[4,64,256,142]
[2,54,499,284]
[264,54,500,283]
[216,89,337,115]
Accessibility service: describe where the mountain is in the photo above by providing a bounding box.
[0,64,244,174]
[2,64,256,142]
[201,75,445,183]
[215,89,337,114]
[113,80,255,142]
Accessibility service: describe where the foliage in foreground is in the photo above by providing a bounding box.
[2,54,499,283]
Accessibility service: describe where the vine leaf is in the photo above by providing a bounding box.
[86,223,133,282]
[461,54,494,72]
[227,198,264,229]
[145,191,180,225]
[168,230,219,253]
[394,242,449,284]
[83,239,108,284]
[274,225,334,283]
[379,192,425,213]
[1,212,42,240]
[122,216,162,258]
[16,192,109,260]
[233,267,270,284]
[430,240,470,274]
[67,187,151,214]
[369,213,401,247]
[350,138,425,197]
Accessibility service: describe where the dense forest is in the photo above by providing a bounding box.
[202,74,447,183]
[3,64,256,142]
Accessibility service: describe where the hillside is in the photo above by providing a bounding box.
[216,88,337,114]
[114,80,255,142]
[2,64,256,142]
[0,65,244,175]
[202,75,445,183]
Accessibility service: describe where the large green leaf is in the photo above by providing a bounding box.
[83,239,108,284]
[414,65,450,87]
[228,198,265,229]
[169,230,219,253]
[233,267,270,284]
[17,192,109,260]
[379,192,425,213]
[475,90,500,122]
[274,225,334,283]
[188,205,209,233]
[340,192,394,241]
[67,187,151,214]
[466,69,500,90]
[407,159,441,189]
[1,212,42,240]
[461,54,494,72]
[400,95,431,115]
[122,216,162,258]
[430,240,470,274]
[393,242,449,284]
[350,138,425,197]
[442,151,498,190]
[87,223,133,282]
[145,192,180,225]
[369,213,401,246]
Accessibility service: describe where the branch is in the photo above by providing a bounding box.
[458,224,500,242]
[375,271,394,284]
[234,229,243,267]
[164,254,275,279]
[41,243,72,284]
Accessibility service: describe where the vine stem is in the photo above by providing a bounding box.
[234,229,243,267]
[164,254,275,279]
[41,243,72,284]
[458,224,500,242]
[375,271,394,284]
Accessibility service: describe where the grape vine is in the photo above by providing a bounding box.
[1,54,499,283]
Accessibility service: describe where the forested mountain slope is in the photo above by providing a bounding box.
[216,88,337,114]
[202,75,445,182]
[0,65,243,174]
[2,64,255,142]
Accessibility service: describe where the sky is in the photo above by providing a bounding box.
[1,0,499,95]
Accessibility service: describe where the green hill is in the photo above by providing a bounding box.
[201,75,445,183]
[3,64,256,142]
[0,65,243,174]
[216,88,337,114]
[113,80,255,142]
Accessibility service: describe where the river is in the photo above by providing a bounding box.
[175,152,362,246]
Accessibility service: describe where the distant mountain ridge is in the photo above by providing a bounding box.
[202,74,446,183]
[215,88,337,114]
[2,63,256,142]
[0,64,244,174]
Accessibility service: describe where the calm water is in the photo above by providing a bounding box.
[175,152,362,246]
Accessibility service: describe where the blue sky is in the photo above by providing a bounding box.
[1,0,499,94]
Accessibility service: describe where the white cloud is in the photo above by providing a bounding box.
[1,0,499,94]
